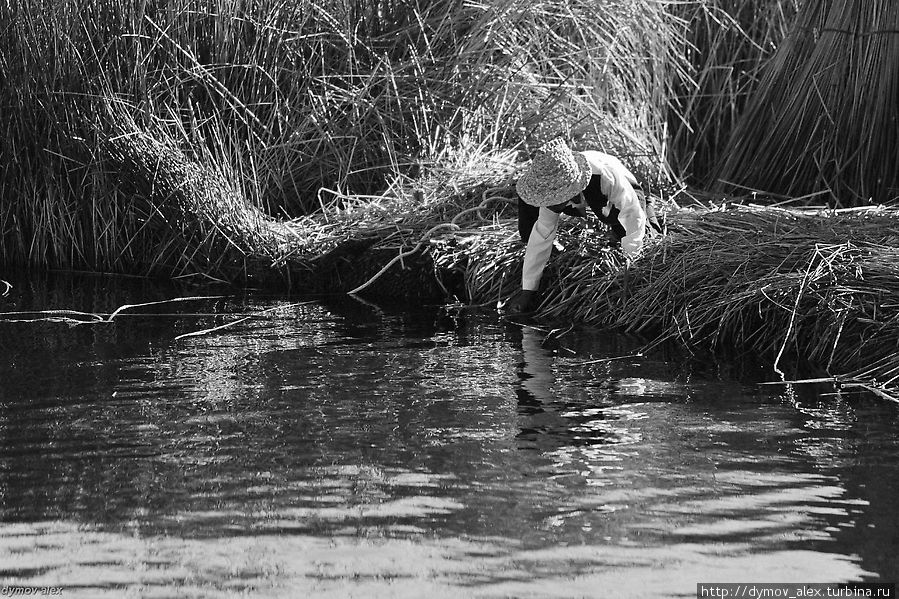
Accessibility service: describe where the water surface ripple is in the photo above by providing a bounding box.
[1,276,897,597]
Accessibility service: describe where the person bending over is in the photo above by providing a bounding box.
[504,138,659,314]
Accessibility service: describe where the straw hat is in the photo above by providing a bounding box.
[516,138,591,207]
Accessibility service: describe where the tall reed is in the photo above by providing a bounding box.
[667,0,800,186]
[713,0,899,205]
[0,0,686,278]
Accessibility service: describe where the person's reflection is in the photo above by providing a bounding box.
[514,326,577,449]
[514,325,631,450]
[516,326,556,411]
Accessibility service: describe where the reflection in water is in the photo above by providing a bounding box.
[0,273,898,597]
[516,326,644,451]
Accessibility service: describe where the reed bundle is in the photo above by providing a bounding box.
[98,122,302,281]
[714,0,899,205]
[667,0,800,185]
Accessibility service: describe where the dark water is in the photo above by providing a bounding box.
[1,274,898,598]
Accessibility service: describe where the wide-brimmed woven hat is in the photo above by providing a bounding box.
[516,138,591,207]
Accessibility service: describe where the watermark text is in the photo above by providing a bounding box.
[1,587,63,597]
[697,583,895,599]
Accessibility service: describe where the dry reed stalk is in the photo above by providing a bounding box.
[0,296,226,326]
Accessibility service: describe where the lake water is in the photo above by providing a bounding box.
[1,273,897,598]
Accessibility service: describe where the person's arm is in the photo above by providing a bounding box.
[599,164,646,256]
[522,207,560,291]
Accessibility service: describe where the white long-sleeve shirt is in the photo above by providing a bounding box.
[521,151,646,291]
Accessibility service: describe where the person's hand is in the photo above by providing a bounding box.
[497,289,537,315]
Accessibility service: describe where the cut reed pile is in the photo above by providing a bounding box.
[433,204,899,399]
[714,0,899,205]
